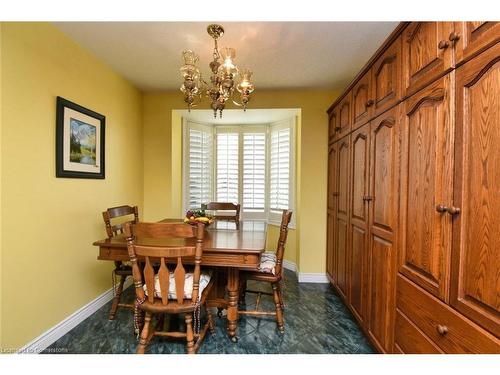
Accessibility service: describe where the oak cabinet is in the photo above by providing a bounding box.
[335,136,351,300]
[326,22,500,354]
[351,71,372,131]
[402,22,455,97]
[371,35,402,117]
[398,75,454,302]
[450,42,500,338]
[334,94,352,141]
[326,142,338,283]
[454,22,500,64]
[366,106,400,352]
[349,123,370,324]
[328,109,337,144]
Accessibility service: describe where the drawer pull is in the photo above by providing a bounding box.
[363,196,373,202]
[446,206,460,215]
[449,32,461,43]
[437,324,449,336]
[438,40,450,50]
[436,204,448,213]
[334,126,341,132]
[365,99,374,108]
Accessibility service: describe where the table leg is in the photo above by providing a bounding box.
[226,267,239,342]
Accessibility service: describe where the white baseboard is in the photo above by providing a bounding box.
[297,272,330,283]
[18,278,133,354]
[282,259,297,273]
[282,260,329,284]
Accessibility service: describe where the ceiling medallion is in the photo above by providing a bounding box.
[179,24,255,118]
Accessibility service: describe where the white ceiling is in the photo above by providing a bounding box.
[53,22,398,92]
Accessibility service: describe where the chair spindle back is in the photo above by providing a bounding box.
[124,222,205,305]
[102,205,139,238]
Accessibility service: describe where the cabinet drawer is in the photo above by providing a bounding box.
[395,309,443,353]
[397,275,500,353]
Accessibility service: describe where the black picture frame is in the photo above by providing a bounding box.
[56,96,105,179]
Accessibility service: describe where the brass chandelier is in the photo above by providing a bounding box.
[179,24,255,118]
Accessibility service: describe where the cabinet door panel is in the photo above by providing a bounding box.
[368,236,396,352]
[352,72,372,130]
[349,124,370,324]
[402,22,454,97]
[399,75,454,302]
[372,36,402,117]
[454,22,500,64]
[451,43,500,337]
[327,210,336,281]
[367,106,400,354]
[327,142,337,210]
[328,109,337,144]
[335,94,352,140]
[335,137,350,299]
[336,218,349,299]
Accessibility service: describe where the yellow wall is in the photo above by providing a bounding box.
[0,22,3,347]
[142,90,338,273]
[0,23,143,349]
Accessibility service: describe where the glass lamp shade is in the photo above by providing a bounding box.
[237,69,255,93]
[180,50,200,79]
[218,47,238,76]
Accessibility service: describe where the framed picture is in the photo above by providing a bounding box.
[56,96,105,179]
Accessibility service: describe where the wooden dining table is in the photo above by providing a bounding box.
[92,219,267,342]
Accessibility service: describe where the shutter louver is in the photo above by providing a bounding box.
[188,127,213,209]
[243,132,266,212]
[270,127,291,211]
[216,132,239,203]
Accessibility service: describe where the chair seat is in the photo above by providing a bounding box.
[143,272,211,300]
[258,251,277,275]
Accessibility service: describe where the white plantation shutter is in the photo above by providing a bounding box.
[243,132,266,213]
[270,123,292,216]
[185,123,213,210]
[216,132,239,203]
[183,117,294,225]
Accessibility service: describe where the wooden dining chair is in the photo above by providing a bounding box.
[102,205,139,320]
[202,202,241,228]
[124,221,215,354]
[238,210,293,333]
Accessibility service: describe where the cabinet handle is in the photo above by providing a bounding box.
[363,196,373,202]
[446,206,461,215]
[334,126,341,132]
[436,204,448,213]
[436,325,449,336]
[438,40,450,50]
[332,192,340,197]
[365,99,374,108]
[449,32,460,43]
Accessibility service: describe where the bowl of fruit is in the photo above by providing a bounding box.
[183,209,214,227]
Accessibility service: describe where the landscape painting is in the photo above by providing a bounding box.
[70,118,96,165]
[56,96,105,179]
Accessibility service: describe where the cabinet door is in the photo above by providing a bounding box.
[328,108,337,144]
[349,124,370,324]
[399,75,454,302]
[367,106,400,353]
[327,210,336,283]
[454,22,500,64]
[327,142,337,210]
[371,35,402,117]
[451,43,500,337]
[327,142,338,283]
[352,71,372,131]
[334,93,352,141]
[335,137,350,299]
[402,22,454,97]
